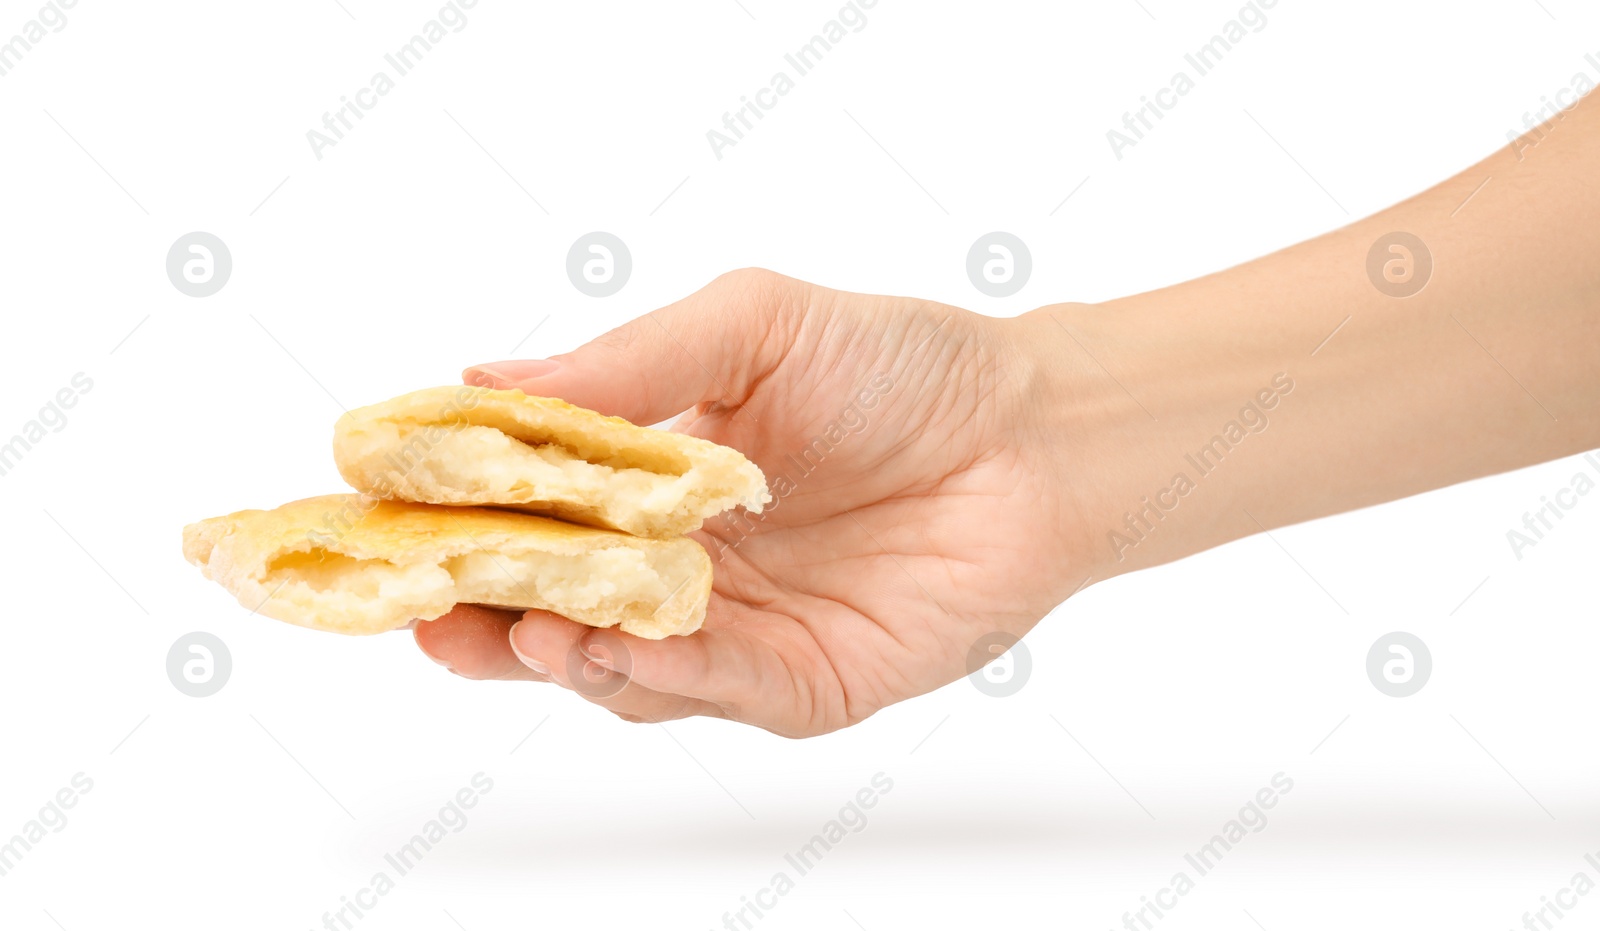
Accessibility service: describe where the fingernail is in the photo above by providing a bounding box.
[508,624,551,676]
[466,359,559,387]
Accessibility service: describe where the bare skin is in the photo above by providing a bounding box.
[416,95,1600,738]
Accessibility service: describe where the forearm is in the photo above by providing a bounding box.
[1023,94,1600,580]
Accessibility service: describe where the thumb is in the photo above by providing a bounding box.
[464,268,801,425]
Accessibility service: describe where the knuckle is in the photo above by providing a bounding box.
[712,267,790,303]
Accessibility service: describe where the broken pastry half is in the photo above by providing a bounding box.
[332,386,770,538]
[182,495,712,639]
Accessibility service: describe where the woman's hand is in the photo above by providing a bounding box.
[414,269,1096,737]
[418,93,1600,738]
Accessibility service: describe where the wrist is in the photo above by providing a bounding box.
[1013,296,1304,582]
[1010,300,1182,583]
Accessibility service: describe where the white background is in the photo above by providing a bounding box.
[2,1,1597,928]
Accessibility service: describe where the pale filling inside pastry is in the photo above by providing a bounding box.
[264,544,699,618]
[381,422,696,515]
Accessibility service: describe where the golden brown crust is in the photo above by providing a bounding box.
[331,386,769,537]
[182,495,712,638]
